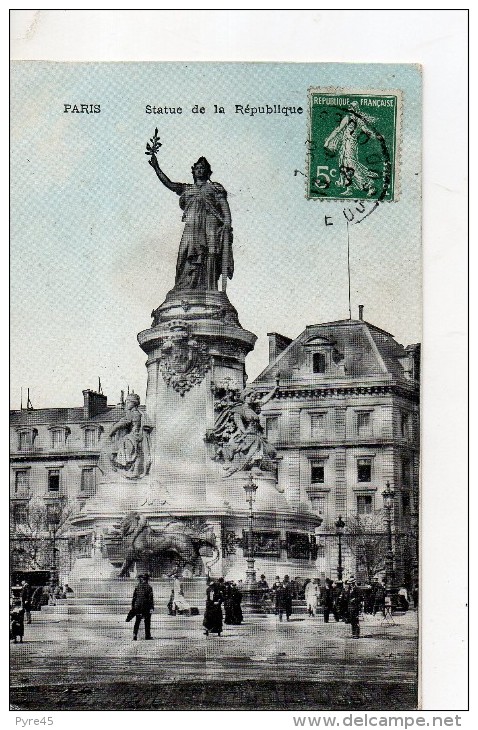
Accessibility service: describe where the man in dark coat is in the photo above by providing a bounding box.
[278,575,293,621]
[131,574,154,640]
[346,577,361,638]
[322,578,336,623]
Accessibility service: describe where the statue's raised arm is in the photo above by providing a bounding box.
[145,130,234,292]
[149,153,185,196]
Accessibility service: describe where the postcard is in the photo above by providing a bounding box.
[10,58,423,711]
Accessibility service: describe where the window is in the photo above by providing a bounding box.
[401,412,411,438]
[265,416,279,442]
[311,412,326,439]
[357,458,372,482]
[356,411,372,437]
[357,495,373,515]
[311,461,325,484]
[316,494,327,516]
[80,467,96,496]
[48,469,60,493]
[19,428,37,451]
[51,429,64,448]
[402,458,411,487]
[84,428,98,448]
[12,503,28,525]
[312,352,326,374]
[14,470,29,494]
[317,543,325,558]
[402,492,411,518]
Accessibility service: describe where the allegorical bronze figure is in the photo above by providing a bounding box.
[146,129,234,291]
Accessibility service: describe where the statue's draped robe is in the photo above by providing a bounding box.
[113,410,152,479]
[176,181,233,289]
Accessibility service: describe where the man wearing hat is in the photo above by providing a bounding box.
[131,573,154,640]
[346,577,361,638]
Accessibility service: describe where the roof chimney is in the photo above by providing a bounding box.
[267,332,292,363]
[82,389,108,420]
[358,305,364,320]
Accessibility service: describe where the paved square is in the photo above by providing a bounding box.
[11,608,418,710]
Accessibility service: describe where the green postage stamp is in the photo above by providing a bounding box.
[307,88,402,201]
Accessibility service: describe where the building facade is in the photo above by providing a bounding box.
[255,313,420,587]
[10,312,419,589]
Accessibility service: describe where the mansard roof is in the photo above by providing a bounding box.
[254,319,412,384]
[10,404,145,427]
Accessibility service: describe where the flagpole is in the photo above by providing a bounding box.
[347,222,352,319]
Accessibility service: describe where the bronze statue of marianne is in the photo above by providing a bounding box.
[146,133,233,292]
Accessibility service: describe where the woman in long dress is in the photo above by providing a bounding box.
[324,102,379,196]
[203,578,225,636]
[149,154,233,291]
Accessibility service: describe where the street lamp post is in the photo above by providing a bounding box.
[47,500,63,586]
[243,474,258,585]
[335,515,345,581]
[382,481,396,588]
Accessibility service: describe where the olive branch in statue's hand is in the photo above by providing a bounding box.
[145,128,162,164]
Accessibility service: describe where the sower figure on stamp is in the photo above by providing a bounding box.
[130,573,154,640]
[146,130,233,292]
[323,103,379,197]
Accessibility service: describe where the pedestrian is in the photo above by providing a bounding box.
[257,574,269,592]
[31,585,43,611]
[412,584,419,609]
[305,578,320,617]
[346,577,361,639]
[366,578,379,614]
[398,584,409,611]
[322,579,336,623]
[274,579,285,621]
[373,580,387,617]
[257,573,269,611]
[224,581,243,625]
[282,575,293,621]
[48,581,56,606]
[21,581,32,624]
[10,599,25,643]
[171,575,191,615]
[203,577,224,636]
[40,585,50,607]
[223,581,234,624]
[334,581,346,621]
[130,573,154,640]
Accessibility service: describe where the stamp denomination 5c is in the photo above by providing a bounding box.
[307,88,402,202]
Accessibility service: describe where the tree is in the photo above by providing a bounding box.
[10,497,73,573]
[344,511,388,583]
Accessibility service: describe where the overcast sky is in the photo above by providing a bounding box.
[11,62,421,409]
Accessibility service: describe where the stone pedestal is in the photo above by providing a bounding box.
[69,288,321,585]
